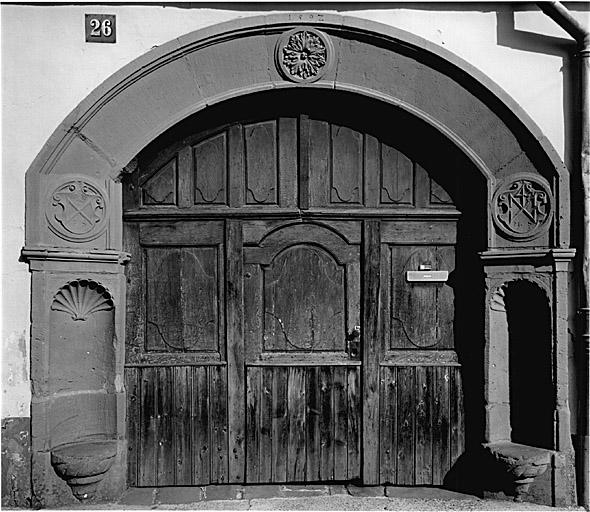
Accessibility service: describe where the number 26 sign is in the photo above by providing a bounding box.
[85,14,116,43]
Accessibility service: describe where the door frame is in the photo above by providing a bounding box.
[21,13,575,507]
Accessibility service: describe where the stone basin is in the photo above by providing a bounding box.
[483,441,552,502]
[51,440,117,501]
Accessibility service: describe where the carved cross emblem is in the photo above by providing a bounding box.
[47,180,108,242]
[494,177,553,241]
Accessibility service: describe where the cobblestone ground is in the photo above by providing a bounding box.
[59,485,583,511]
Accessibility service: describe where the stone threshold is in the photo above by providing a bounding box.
[116,484,477,507]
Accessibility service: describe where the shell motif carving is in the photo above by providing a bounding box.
[46,178,109,242]
[275,27,334,83]
[52,279,114,321]
[492,174,553,241]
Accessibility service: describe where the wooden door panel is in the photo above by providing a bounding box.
[388,245,455,351]
[126,365,228,486]
[264,244,345,352]
[245,365,361,483]
[145,246,220,352]
[378,365,464,486]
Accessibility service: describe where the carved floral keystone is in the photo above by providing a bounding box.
[46,178,109,242]
[275,27,334,83]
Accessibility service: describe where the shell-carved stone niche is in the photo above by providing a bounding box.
[52,279,114,321]
[49,279,117,501]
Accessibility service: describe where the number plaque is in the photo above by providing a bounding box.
[85,14,116,43]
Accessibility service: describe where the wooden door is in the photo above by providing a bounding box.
[242,220,362,482]
[123,94,465,487]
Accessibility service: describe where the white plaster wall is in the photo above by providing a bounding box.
[2,3,588,420]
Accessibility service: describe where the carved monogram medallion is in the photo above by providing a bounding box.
[47,179,108,242]
[493,175,553,241]
[275,28,334,83]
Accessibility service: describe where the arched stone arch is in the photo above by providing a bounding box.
[25,13,569,251]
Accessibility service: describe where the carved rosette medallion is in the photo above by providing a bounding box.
[492,174,553,241]
[46,178,108,242]
[275,27,334,83]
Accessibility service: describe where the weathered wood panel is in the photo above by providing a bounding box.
[245,365,360,483]
[145,247,220,353]
[380,145,413,206]
[378,365,463,485]
[126,365,228,486]
[263,245,346,352]
[330,126,362,205]
[194,132,227,205]
[142,157,177,206]
[244,121,278,205]
[389,245,455,350]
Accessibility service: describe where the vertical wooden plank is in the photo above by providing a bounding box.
[437,246,456,350]
[210,365,228,483]
[244,263,262,364]
[432,365,451,485]
[299,115,310,210]
[228,124,245,207]
[174,366,192,485]
[244,121,278,205]
[414,163,430,208]
[347,367,361,480]
[226,219,245,482]
[380,145,414,206]
[308,119,331,208]
[156,367,174,485]
[330,125,363,205]
[333,366,348,480]
[306,366,320,481]
[192,366,210,485]
[287,367,306,481]
[246,367,261,482]
[123,222,144,358]
[415,366,432,485]
[362,219,381,484]
[364,134,380,207]
[319,366,334,481]
[272,367,288,482]
[139,367,157,486]
[177,145,193,207]
[450,367,465,466]
[278,117,298,207]
[125,368,139,486]
[194,133,227,205]
[259,367,274,482]
[379,366,396,484]
[396,366,415,485]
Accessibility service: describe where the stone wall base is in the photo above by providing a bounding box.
[1,417,31,508]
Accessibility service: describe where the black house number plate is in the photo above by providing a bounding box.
[85,14,116,43]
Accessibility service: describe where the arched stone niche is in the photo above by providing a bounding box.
[20,13,575,507]
[482,250,577,506]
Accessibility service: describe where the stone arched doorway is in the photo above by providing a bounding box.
[21,14,576,507]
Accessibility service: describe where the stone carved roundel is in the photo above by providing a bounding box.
[46,178,109,242]
[275,27,334,83]
[492,174,553,241]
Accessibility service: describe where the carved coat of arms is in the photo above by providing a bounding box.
[47,179,108,242]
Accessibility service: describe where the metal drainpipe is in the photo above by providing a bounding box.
[537,2,590,509]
